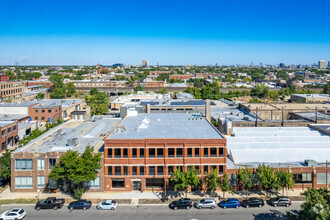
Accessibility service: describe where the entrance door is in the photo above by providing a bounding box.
[132,181,141,191]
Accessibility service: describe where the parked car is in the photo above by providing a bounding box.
[96,200,117,210]
[241,198,264,208]
[269,196,291,207]
[68,200,92,210]
[194,198,217,209]
[0,208,26,220]
[219,198,240,209]
[35,197,65,210]
[169,198,192,210]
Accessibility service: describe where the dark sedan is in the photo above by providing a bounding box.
[169,198,192,210]
[68,200,92,211]
[241,198,264,208]
[269,196,291,207]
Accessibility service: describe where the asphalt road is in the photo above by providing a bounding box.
[1,203,301,220]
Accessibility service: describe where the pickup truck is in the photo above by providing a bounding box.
[35,197,65,210]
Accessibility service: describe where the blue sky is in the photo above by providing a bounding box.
[0,0,329,65]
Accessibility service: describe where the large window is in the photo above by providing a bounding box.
[157,166,164,175]
[132,149,137,158]
[195,148,199,157]
[37,159,45,170]
[146,178,164,188]
[317,173,330,184]
[210,148,217,157]
[219,148,224,157]
[157,148,163,158]
[168,148,175,158]
[112,179,125,188]
[15,159,33,170]
[49,158,56,170]
[15,177,33,188]
[132,166,137,175]
[108,149,112,158]
[140,166,145,175]
[204,165,209,174]
[123,166,128,175]
[90,177,100,188]
[108,166,113,175]
[149,166,155,175]
[114,149,121,158]
[37,176,45,188]
[187,148,192,157]
[123,148,128,158]
[176,148,182,158]
[168,166,174,175]
[149,148,155,158]
[293,173,312,183]
[204,148,209,157]
[140,149,144,158]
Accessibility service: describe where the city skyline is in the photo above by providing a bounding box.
[0,0,330,65]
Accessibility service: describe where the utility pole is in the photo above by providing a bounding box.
[326,160,328,191]
[281,107,284,126]
[315,108,318,124]
[255,107,258,127]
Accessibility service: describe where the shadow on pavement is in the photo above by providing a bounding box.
[253,209,288,220]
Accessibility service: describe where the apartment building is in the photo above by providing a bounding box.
[0,80,24,102]
[0,121,19,153]
[104,112,226,192]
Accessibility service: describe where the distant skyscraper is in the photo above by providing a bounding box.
[328,61,330,68]
[279,63,285,68]
[142,60,149,67]
[318,60,326,69]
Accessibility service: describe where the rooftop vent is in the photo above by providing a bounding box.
[141,117,150,124]
[67,138,78,146]
[304,160,317,167]
[138,122,149,129]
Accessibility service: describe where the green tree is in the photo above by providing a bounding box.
[134,85,144,92]
[36,93,45,99]
[277,70,289,80]
[237,167,253,198]
[250,84,270,98]
[277,170,295,196]
[170,167,200,198]
[50,73,65,99]
[293,188,330,220]
[204,169,218,196]
[219,173,231,199]
[86,92,109,115]
[50,87,65,99]
[0,150,11,182]
[90,88,99,96]
[256,164,280,195]
[48,146,102,199]
[323,82,330,95]
[65,82,76,96]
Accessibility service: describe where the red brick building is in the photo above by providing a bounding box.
[104,113,226,192]
[0,121,19,153]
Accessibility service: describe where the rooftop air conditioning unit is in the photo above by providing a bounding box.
[304,160,317,167]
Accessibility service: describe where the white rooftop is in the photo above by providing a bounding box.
[107,113,224,140]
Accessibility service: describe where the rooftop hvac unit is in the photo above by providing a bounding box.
[67,138,78,146]
[304,160,317,167]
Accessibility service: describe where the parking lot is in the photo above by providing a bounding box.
[1,203,301,220]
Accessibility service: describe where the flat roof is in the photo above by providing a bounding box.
[293,112,330,121]
[107,113,224,140]
[14,116,120,154]
[0,121,16,127]
[241,103,330,111]
[0,114,29,121]
[139,99,205,107]
[227,126,330,166]
[291,94,330,98]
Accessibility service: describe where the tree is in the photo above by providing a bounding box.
[50,87,66,99]
[36,93,45,99]
[134,85,144,92]
[90,88,99,96]
[250,84,270,98]
[0,150,11,183]
[323,82,330,95]
[277,170,295,196]
[65,82,76,97]
[170,167,200,198]
[256,164,280,195]
[85,91,109,115]
[237,167,253,198]
[204,169,218,196]
[48,146,102,199]
[50,73,65,99]
[156,88,168,94]
[276,70,289,80]
[219,173,230,199]
[292,188,330,220]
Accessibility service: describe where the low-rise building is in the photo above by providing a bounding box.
[0,121,19,153]
[0,80,24,102]
[290,94,330,103]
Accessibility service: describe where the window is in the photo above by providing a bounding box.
[37,176,45,188]
[157,148,163,158]
[90,177,100,188]
[149,148,155,158]
[123,166,128,175]
[49,158,56,170]
[1,130,5,136]
[317,173,330,184]
[41,110,45,113]
[293,173,312,183]
[204,148,209,157]
[123,148,128,158]
[187,148,192,157]
[35,110,38,113]
[41,117,45,120]
[37,159,45,170]
[195,165,200,172]
[115,166,121,175]
[7,127,11,134]
[146,178,164,188]
[140,166,145,175]
[1,142,5,150]
[149,166,155,175]
[48,110,52,113]
[219,165,224,174]
[35,117,38,120]
[219,148,224,157]
[15,177,33,188]
[108,166,113,175]
[112,179,125,188]
[15,159,33,170]
[168,148,175,158]
[132,166,137,175]
[139,149,144,158]
[210,148,217,157]
[132,149,137,158]
[108,149,112,158]
[211,165,217,171]
[195,148,199,157]
[204,165,209,174]
[168,166,174,175]
[157,166,164,175]
[176,148,182,158]
[115,149,121,158]
[13,126,16,132]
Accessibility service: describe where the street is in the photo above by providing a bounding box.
[1,203,301,220]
